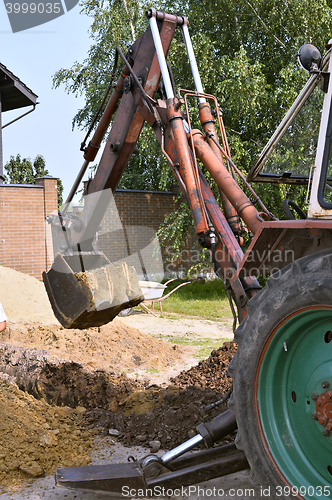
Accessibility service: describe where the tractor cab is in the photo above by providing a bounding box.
[248,40,332,219]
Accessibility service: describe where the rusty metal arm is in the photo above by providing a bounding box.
[50,8,261,323]
[152,107,260,320]
[62,13,180,251]
[191,130,262,235]
[198,101,242,239]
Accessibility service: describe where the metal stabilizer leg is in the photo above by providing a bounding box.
[55,410,248,496]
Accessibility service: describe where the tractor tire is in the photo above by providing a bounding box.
[229,248,332,500]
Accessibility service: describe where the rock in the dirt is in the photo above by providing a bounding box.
[74,406,86,415]
[149,440,161,453]
[19,461,44,478]
[39,430,58,446]
[136,435,147,442]
[108,428,121,436]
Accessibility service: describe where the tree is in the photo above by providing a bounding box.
[52,0,332,268]
[53,0,332,183]
[4,154,64,208]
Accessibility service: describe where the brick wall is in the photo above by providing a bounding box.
[114,189,177,229]
[0,177,58,280]
[97,189,181,279]
[0,184,187,281]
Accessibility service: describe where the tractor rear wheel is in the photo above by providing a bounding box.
[229,249,332,499]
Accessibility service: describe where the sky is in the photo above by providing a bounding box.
[0,1,95,203]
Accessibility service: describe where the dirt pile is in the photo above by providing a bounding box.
[83,342,237,450]
[1,319,184,374]
[0,266,56,324]
[0,377,96,490]
[171,341,237,392]
[83,385,232,450]
[0,316,188,410]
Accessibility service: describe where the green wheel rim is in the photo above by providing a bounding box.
[257,307,332,499]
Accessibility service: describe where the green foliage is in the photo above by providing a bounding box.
[145,278,233,321]
[163,277,229,301]
[157,200,214,275]
[52,0,332,247]
[119,127,176,191]
[4,153,48,184]
[157,201,194,259]
[4,154,64,208]
[57,178,64,209]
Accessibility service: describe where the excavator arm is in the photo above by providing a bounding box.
[43,8,263,330]
[41,8,332,498]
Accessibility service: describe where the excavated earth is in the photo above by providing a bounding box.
[0,265,235,491]
[84,342,236,450]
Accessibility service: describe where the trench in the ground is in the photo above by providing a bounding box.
[0,341,237,450]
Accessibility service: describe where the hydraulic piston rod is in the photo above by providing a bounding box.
[161,409,237,465]
[181,21,206,104]
[149,14,175,99]
[161,434,204,465]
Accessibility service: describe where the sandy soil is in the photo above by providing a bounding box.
[1,318,187,375]
[0,265,232,383]
[0,265,237,496]
[0,266,56,324]
[0,376,95,491]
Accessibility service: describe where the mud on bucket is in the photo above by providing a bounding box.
[43,253,144,329]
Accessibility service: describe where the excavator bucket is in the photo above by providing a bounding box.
[43,252,144,329]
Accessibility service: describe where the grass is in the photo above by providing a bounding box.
[142,278,233,322]
[138,279,234,361]
[157,335,232,360]
[145,368,160,374]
